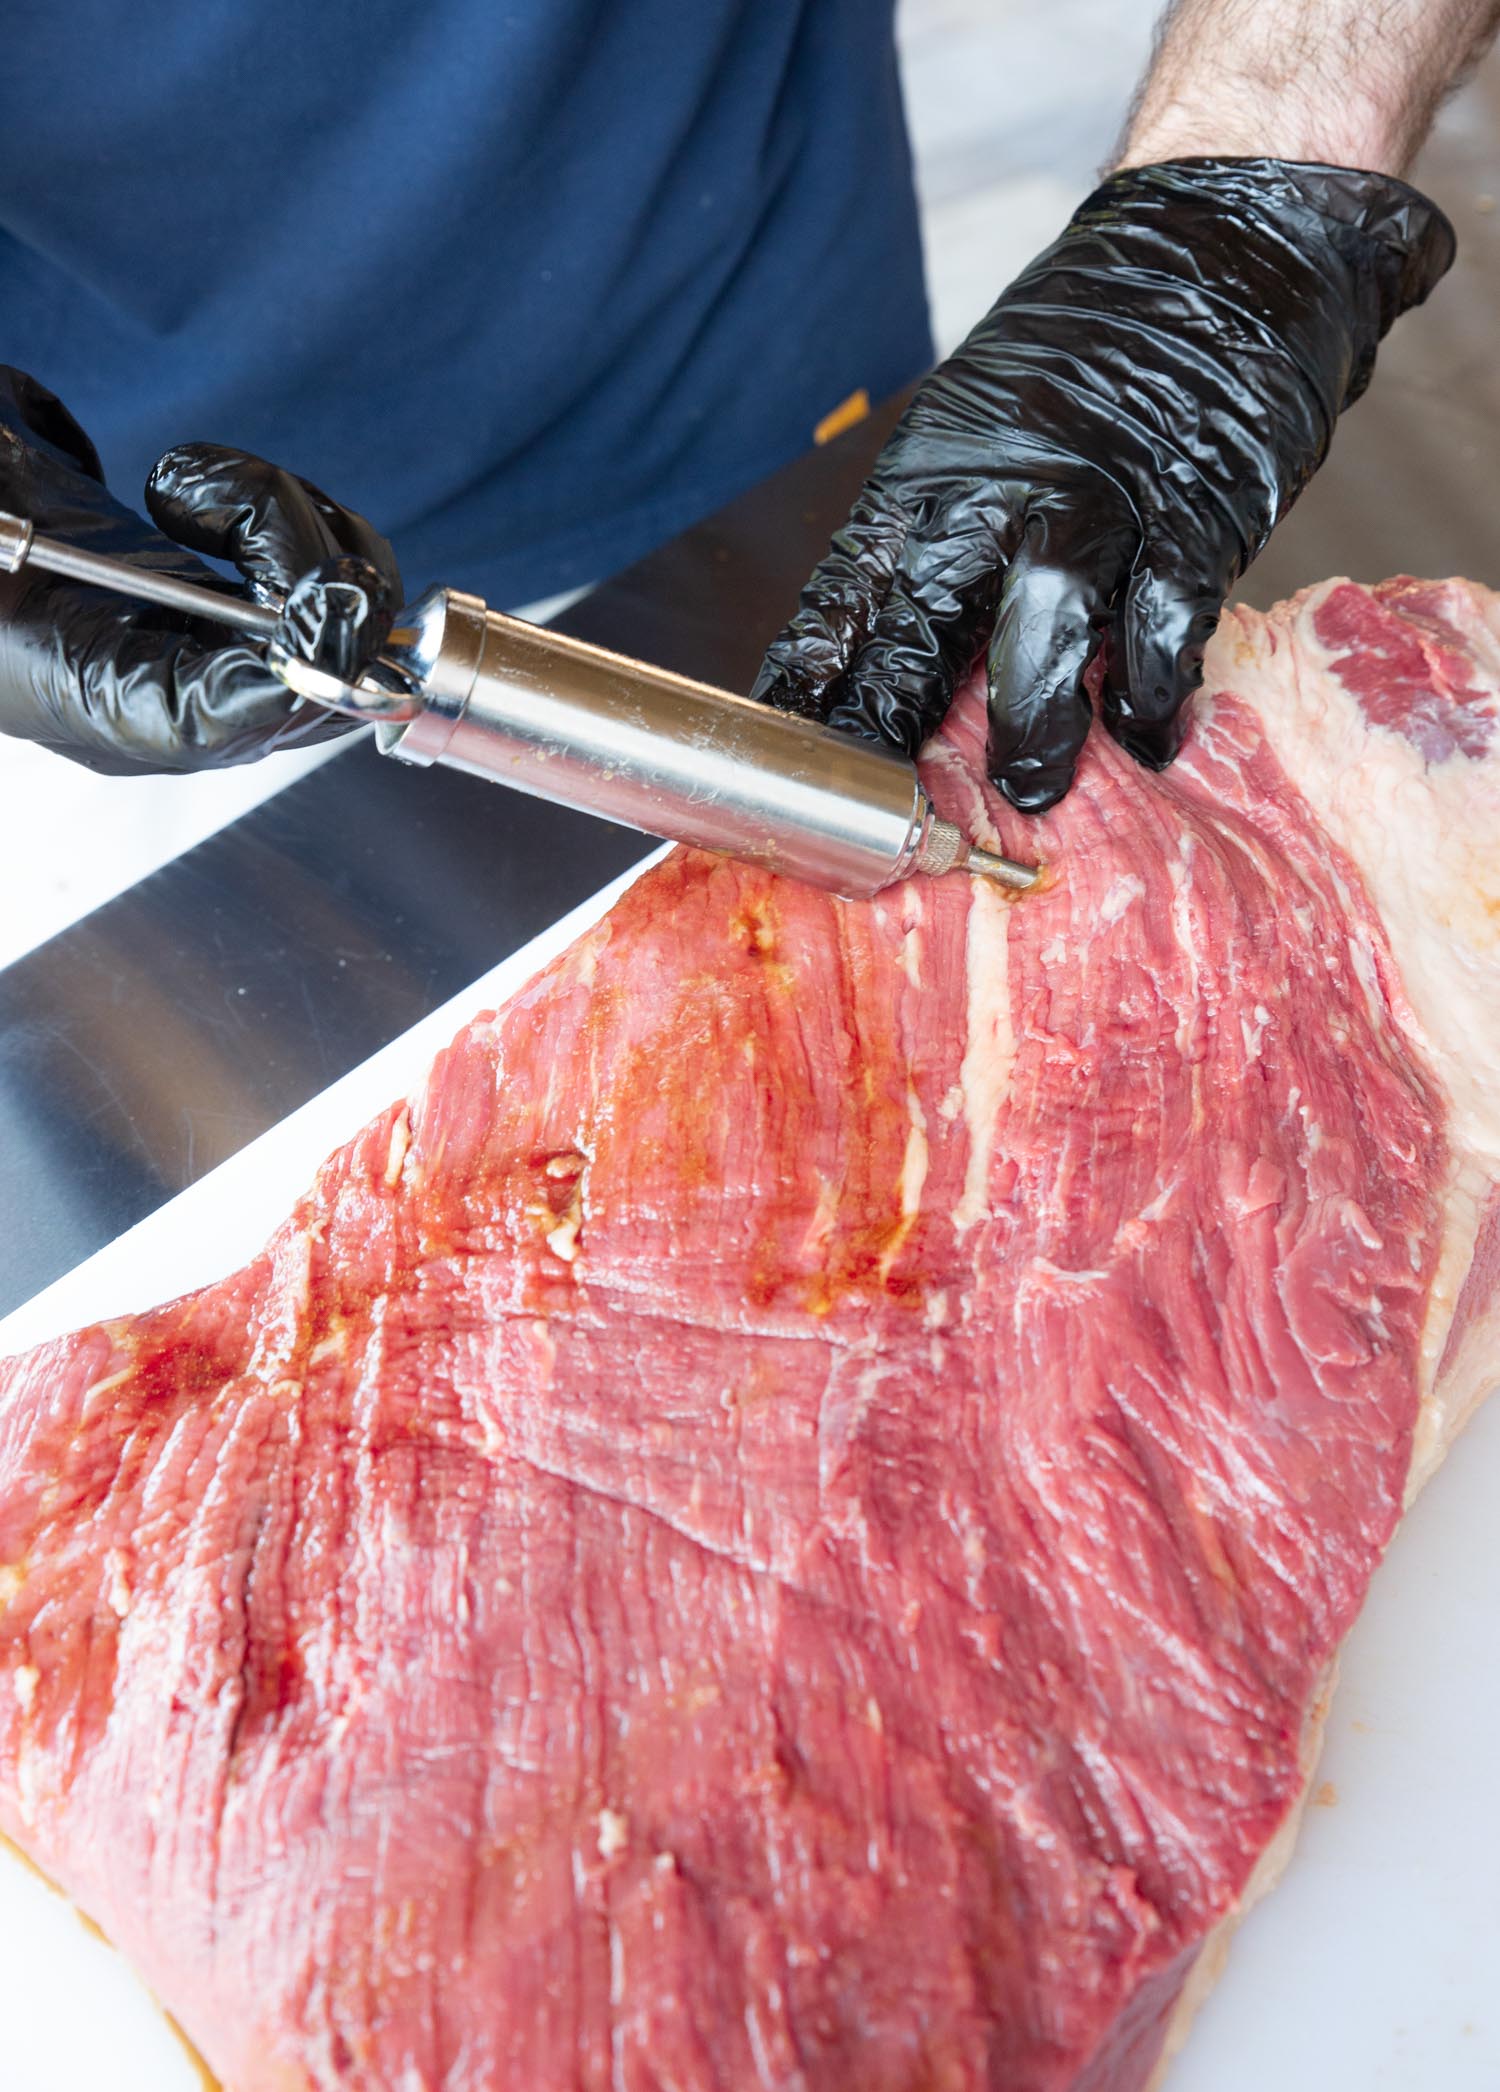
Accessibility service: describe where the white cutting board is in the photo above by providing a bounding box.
[0,848,1495,2090]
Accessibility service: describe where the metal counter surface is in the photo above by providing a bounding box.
[0,407,907,1315]
[0,79,1498,2092]
[2,97,1499,1315]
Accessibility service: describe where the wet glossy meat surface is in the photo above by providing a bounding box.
[1,580,1497,2089]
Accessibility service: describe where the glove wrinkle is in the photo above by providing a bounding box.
[748,489,908,723]
[0,375,402,775]
[752,156,1452,809]
[278,556,399,685]
[1,366,106,483]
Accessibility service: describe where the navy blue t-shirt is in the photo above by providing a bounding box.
[0,2,932,606]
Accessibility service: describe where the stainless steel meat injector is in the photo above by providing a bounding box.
[0,511,1040,900]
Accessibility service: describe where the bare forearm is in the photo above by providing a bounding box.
[1117,0,1500,173]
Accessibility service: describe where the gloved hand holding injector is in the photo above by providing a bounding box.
[0,365,401,776]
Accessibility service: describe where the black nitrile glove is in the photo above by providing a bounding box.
[752,159,1455,811]
[0,367,402,775]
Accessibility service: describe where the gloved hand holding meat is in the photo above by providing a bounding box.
[0,366,401,776]
[753,160,1453,810]
[7,0,1500,2084]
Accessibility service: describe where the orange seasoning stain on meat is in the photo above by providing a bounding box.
[783,1054,928,1316]
[604,886,793,1201]
[133,1328,246,1412]
[577,858,936,1320]
[527,1149,588,1266]
[735,900,779,958]
[802,1224,929,1317]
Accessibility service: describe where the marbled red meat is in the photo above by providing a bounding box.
[1,576,1498,2090]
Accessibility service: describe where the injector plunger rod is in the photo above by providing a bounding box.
[0,511,1040,901]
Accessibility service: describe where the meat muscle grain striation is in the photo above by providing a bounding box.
[1,577,1499,2091]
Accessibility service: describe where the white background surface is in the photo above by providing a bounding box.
[2,1,1498,2082]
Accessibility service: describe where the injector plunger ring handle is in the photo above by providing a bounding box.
[0,510,416,721]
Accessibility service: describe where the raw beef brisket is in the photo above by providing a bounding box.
[1,576,1498,2090]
